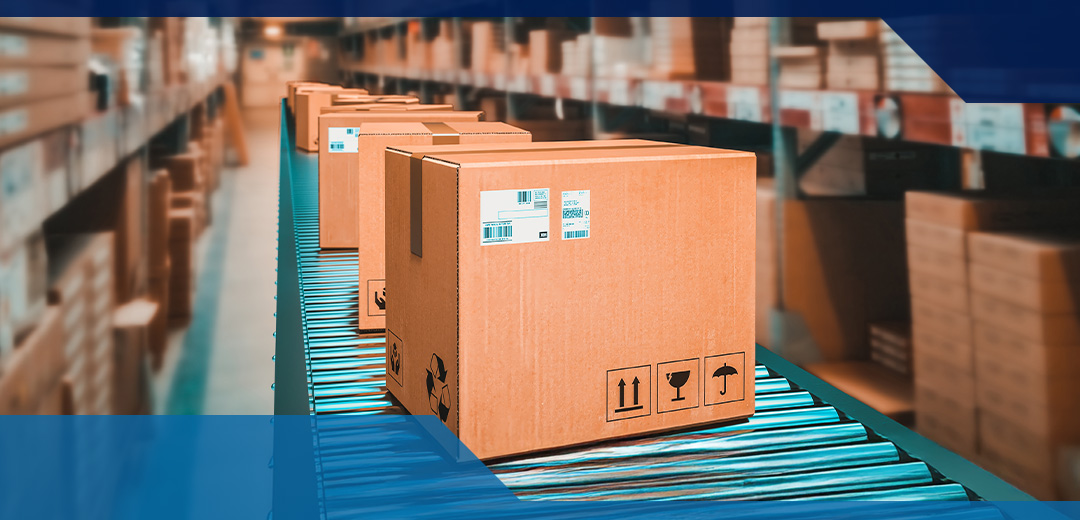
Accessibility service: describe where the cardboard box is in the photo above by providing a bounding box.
[969,263,1080,313]
[0,92,92,150]
[318,103,454,116]
[908,270,969,312]
[0,67,89,109]
[906,246,966,283]
[914,347,975,405]
[293,88,379,151]
[0,305,64,414]
[167,209,195,323]
[0,233,47,355]
[148,267,170,368]
[331,93,412,105]
[112,299,156,414]
[314,111,483,247]
[905,218,967,257]
[160,152,203,192]
[979,410,1064,499]
[384,141,755,459]
[329,122,533,331]
[818,20,880,40]
[968,231,1080,282]
[0,31,91,67]
[915,384,978,458]
[756,180,777,347]
[904,191,1080,231]
[529,29,568,75]
[971,292,1080,346]
[911,299,972,346]
[0,18,91,38]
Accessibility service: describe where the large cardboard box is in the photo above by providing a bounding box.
[329,122,532,331]
[293,88,377,151]
[908,270,969,312]
[905,191,1080,231]
[971,292,1080,346]
[969,263,1080,313]
[968,231,1080,282]
[384,141,756,459]
[314,111,484,248]
[979,410,1064,499]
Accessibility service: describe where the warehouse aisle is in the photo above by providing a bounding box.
[156,107,280,414]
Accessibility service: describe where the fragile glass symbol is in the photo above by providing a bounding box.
[712,363,739,395]
[615,377,642,413]
[666,370,690,402]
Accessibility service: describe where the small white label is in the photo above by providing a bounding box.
[327,127,360,153]
[727,86,762,123]
[0,71,28,96]
[480,188,549,246]
[0,35,28,58]
[561,190,590,240]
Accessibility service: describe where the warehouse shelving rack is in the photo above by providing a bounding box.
[273,102,1038,504]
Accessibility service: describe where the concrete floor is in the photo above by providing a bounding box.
[152,107,281,414]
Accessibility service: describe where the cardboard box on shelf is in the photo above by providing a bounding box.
[0,31,91,67]
[0,67,89,109]
[905,219,967,257]
[913,348,975,405]
[528,29,569,76]
[0,18,91,38]
[112,299,156,414]
[969,263,1080,313]
[330,93,415,105]
[384,141,755,460]
[0,305,65,414]
[915,384,978,459]
[971,292,1080,346]
[0,92,93,150]
[908,270,969,312]
[147,263,170,367]
[167,208,196,324]
[911,299,972,345]
[904,191,1080,231]
[314,110,483,246]
[756,179,777,347]
[906,246,966,283]
[159,152,203,193]
[0,233,47,356]
[967,231,1080,282]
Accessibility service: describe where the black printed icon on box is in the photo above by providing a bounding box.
[426,353,451,422]
[386,330,403,386]
[368,279,386,316]
[657,358,699,413]
[705,353,745,406]
[606,365,650,422]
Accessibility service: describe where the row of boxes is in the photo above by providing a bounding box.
[298,81,756,460]
[905,189,1080,497]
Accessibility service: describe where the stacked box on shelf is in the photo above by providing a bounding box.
[0,233,48,365]
[559,35,589,77]
[160,150,206,236]
[729,17,769,85]
[0,304,65,413]
[430,20,455,71]
[905,191,1080,460]
[470,20,505,75]
[528,28,569,76]
[880,21,952,94]
[818,20,881,91]
[0,18,93,150]
[148,18,185,85]
[649,18,731,81]
[966,231,1080,499]
[404,20,429,72]
[112,299,158,414]
[869,321,912,376]
[46,233,115,415]
[774,46,824,90]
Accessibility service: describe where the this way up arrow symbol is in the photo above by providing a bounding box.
[618,379,626,407]
[632,377,640,405]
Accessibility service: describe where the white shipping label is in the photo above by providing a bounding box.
[0,71,28,96]
[561,190,590,240]
[326,127,360,153]
[480,188,549,246]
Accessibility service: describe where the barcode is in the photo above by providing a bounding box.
[347,128,357,136]
[562,208,583,219]
[330,142,344,151]
[564,230,589,239]
[483,222,512,240]
[517,190,531,204]
[535,199,547,210]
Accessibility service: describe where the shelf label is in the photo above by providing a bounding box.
[951,101,1026,154]
[727,86,762,123]
[821,92,860,134]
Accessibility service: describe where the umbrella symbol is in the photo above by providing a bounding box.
[712,363,739,395]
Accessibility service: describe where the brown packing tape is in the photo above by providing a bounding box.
[410,124,462,257]
[405,141,681,259]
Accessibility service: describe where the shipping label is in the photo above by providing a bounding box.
[480,188,549,246]
[561,190,590,240]
[326,127,360,153]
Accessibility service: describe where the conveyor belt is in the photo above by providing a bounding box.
[276,106,1031,504]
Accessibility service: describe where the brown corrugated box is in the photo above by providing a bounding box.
[968,231,1080,282]
[167,208,196,324]
[0,66,88,108]
[318,103,454,115]
[0,92,92,150]
[905,219,966,257]
[305,105,463,154]
[905,190,1080,231]
[112,299,156,414]
[0,31,91,66]
[906,246,966,283]
[332,123,533,331]
[971,292,1080,346]
[293,88,377,151]
[915,384,978,459]
[911,299,972,345]
[384,141,755,460]
[908,270,969,312]
[979,410,1063,499]
[969,263,1080,313]
[314,111,484,247]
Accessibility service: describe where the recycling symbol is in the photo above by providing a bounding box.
[426,354,451,422]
